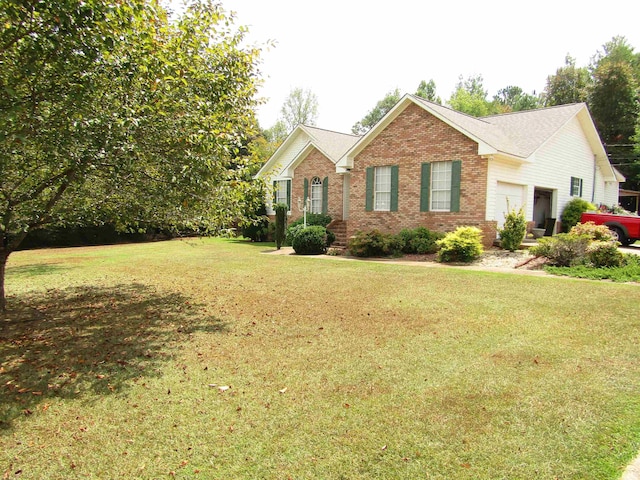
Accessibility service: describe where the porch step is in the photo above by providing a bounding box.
[327,220,348,247]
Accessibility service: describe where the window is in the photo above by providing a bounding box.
[273,179,290,209]
[430,161,453,211]
[365,166,398,212]
[420,160,461,213]
[570,176,583,197]
[374,166,392,211]
[310,177,322,214]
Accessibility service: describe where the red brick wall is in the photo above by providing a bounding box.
[290,149,343,222]
[347,103,497,246]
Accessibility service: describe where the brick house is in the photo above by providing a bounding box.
[257,95,622,247]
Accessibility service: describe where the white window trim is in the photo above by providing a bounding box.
[430,161,452,212]
[311,177,322,214]
[570,177,583,197]
[270,178,291,214]
[374,166,392,211]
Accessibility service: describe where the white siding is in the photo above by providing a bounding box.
[264,133,310,214]
[536,117,596,215]
[486,117,610,224]
[276,135,309,178]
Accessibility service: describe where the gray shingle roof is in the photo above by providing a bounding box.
[410,95,586,159]
[302,125,361,163]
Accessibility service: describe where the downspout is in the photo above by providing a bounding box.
[591,154,597,204]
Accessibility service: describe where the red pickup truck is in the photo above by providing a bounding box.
[580,212,640,246]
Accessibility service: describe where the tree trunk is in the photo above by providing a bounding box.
[0,248,8,312]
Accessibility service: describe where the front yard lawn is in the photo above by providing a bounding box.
[1,238,639,479]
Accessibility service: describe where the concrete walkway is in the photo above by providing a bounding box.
[622,453,640,480]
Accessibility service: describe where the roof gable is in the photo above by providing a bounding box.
[337,95,610,173]
[256,125,360,179]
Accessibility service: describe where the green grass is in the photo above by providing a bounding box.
[1,238,639,479]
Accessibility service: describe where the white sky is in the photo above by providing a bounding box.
[167,0,640,134]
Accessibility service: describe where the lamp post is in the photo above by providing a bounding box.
[297,196,310,228]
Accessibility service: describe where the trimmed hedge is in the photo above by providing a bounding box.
[292,226,330,255]
[347,227,443,257]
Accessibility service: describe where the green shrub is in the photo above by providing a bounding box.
[285,224,305,245]
[569,221,615,242]
[285,213,332,245]
[348,230,399,257]
[241,203,269,242]
[530,233,590,267]
[499,206,526,252]
[274,203,288,250]
[397,227,443,254]
[561,198,596,232]
[395,228,416,252]
[292,226,329,255]
[436,226,484,263]
[347,227,443,258]
[585,240,624,267]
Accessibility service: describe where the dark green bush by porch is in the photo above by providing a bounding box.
[348,227,443,257]
[348,230,400,257]
[292,226,330,255]
[285,213,331,245]
[397,227,444,254]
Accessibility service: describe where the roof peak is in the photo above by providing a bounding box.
[301,124,361,138]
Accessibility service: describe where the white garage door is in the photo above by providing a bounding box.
[495,182,525,229]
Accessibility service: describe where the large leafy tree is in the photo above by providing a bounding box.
[543,55,590,106]
[279,87,319,132]
[589,37,639,143]
[0,0,263,311]
[351,88,402,135]
[589,61,638,143]
[589,37,640,190]
[415,79,441,104]
[447,75,494,117]
[492,86,540,113]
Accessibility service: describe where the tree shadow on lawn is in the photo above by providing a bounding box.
[0,283,228,430]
